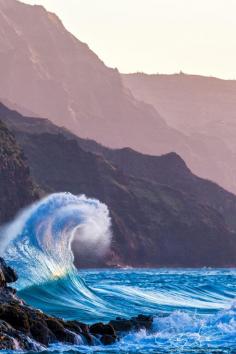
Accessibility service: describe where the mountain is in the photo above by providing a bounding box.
[1,0,235,195]
[122,73,236,137]
[122,73,236,194]
[0,0,187,155]
[0,118,39,224]
[80,146,236,232]
[2,102,236,232]
[1,103,236,267]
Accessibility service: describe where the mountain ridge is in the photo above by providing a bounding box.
[122,72,236,193]
[1,102,236,267]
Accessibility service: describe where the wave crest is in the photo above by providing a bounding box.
[1,192,112,288]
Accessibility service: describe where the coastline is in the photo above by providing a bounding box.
[0,258,153,351]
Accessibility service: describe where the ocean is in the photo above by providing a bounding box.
[2,193,236,353]
[20,268,236,353]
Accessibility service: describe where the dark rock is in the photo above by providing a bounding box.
[89,323,117,346]
[81,332,94,346]
[109,318,133,332]
[64,320,93,345]
[3,266,18,284]
[0,259,156,350]
[0,334,17,350]
[0,320,43,351]
[0,304,30,333]
[100,334,116,345]
[5,287,16,294]
[30,320,52,346]
[132,314,153,330]
[64,320,83,334]
[110,315,153,333]
[0,269,5,288]
[76,321,90,334]
[45,318,68,342]
[64,329,78,344]
[0,258,18,283]
[45,317,76,344]
[0,258,18,287]
[90,322,116,336]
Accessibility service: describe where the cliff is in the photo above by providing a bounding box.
[0,119,39,224]
[2,104,236,267]
[0,0,184,156]
[1,0,234,197]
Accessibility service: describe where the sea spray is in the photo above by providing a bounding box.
[1,192,112,288]
[2,194,236,352]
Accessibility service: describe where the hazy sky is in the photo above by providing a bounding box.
[22,0,236,79]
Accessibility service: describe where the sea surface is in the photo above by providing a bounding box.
[21,268,236,354]
[2,193,236,353]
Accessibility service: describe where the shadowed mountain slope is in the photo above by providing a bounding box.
[0,118,39,224]
[1,103,236,267]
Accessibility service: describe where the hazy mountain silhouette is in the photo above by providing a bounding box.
[122,73,236,137]
[0,0,186,155]
[123,73,236,193]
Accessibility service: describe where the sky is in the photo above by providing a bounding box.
[22,0,236,79]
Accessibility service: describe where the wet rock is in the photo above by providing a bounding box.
[46,318,67,342]
[64,320,83,334]
[46,317,75,344]
[0,320,42,351]
[110,314,153,333]
[0,258,155,350]
[89,323,117,346]
[0,270,5,288]
[90,322,116,336]
[132,314,153,330]
[76,321,90,334]
[64,320,93,345]
[84,333,94,345]
[0,304,30,333]
[100,334,116,345]
[0,258,18,287]
[109,318,133,332]
[30,319,53,346]
[0,334,18,350]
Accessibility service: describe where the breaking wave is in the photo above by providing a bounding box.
[1,193,236,352]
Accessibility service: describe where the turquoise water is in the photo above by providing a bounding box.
[2,193,236,353]
[21,269,236,353]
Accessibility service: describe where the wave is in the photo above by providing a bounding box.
[1,193,236,352]
[0,193,119,321]
[1,192,112,288]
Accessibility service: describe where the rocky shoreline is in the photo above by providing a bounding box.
[0,258,153,351]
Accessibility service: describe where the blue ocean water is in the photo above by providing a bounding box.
[21,269,236,353]
[2,193,236,353]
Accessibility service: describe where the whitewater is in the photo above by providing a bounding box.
[2,193,236,353]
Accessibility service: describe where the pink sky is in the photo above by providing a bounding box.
[23,0,236,79]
